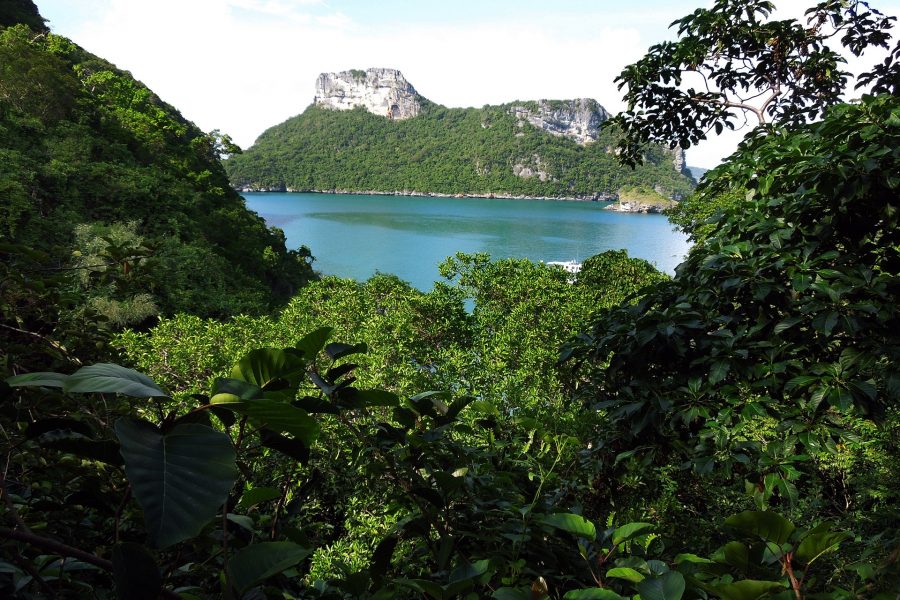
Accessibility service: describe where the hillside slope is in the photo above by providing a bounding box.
[0,11,317,370]
[0,21,316,319]
[225,70,695,199]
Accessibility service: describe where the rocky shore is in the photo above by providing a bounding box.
[602,200,673,214]
[236,186,625,204]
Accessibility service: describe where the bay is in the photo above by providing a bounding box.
[243,192,691,291]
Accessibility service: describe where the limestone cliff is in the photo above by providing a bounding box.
[669,146,687,174]
[314,68,421,120]
[228,69,697,197]
[510,99,609,145]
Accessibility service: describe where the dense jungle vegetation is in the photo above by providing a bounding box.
[0,0,316,371]
[2,0,899,598]
[223,101,695,200]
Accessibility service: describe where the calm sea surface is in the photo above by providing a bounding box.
[243,193,691,291]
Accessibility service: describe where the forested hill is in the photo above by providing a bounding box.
[0,4,321,373]
[0,12,317,331]
[224,74,695,199]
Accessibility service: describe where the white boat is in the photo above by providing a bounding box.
[546,260,582,274]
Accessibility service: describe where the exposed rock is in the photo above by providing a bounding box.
[314,68,421,120]
[512,154,551,182]
[604,195,678,214]
[669,146,687,173]
[603,201,673,214]
[509,99,609,145]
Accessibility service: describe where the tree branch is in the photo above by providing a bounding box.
[0,323,83,366]
[1,526,113,570]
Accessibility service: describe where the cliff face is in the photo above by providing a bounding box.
[510,99,610,145]
[669,146,687,174]
[314,68,421,120]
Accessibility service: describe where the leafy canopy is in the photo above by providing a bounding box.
[225,102,694,199]
[611,0,897,165]
[569,93,900,478]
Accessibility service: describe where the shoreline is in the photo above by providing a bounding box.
[238,187,609,202]
[236,188,673,213]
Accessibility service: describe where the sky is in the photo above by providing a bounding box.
[36,0,900,168]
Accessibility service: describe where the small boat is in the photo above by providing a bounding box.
[546,260,582,274]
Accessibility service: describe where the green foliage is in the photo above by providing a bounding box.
[4,317,894,597]
[69,221,159,327]
[571,93,900,451]
[116,252,665,427]
[666,187,745,243]
[615,186,676,211]
[224,103,694,199]
[610,0,897,164]
[0,331,578,596]
[567,93,900,591]
[0,22,316,375]
[575,250,669,302]
[4,2,899,598]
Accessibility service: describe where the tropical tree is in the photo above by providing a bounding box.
[610,0,897,165]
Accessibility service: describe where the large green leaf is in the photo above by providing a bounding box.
[541,513,597,539]
[710,579,785,600]
[226,541,311,594]
[612,522,654,546]
[445,559,493,595]
[606,566,645,583]
[325,341,368,360]
[115,418,237,548]
[231,348,305,389]
[709,359,730,384]
[449,560,492,584]
[65,364,168,397]
[295,326,333,359]
[211,396,320,445]
[795,531,850,565]
[725,511,795,545]
[719,541,751,573]
[370,535,398,583]
[259,428,311,462]
[237,486,281,510]
[6,372,68,388]
[637,571,685,600]
[211,377,263,403]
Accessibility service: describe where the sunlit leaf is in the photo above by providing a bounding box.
[65,364,167,397]
[541,513,597,539]
[612,522,654,546]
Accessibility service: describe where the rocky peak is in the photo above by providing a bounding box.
[670,146,687,174]
[510,99,610,145]
[314,68,421,120]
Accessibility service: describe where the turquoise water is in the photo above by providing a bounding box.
[243,193,691,291]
